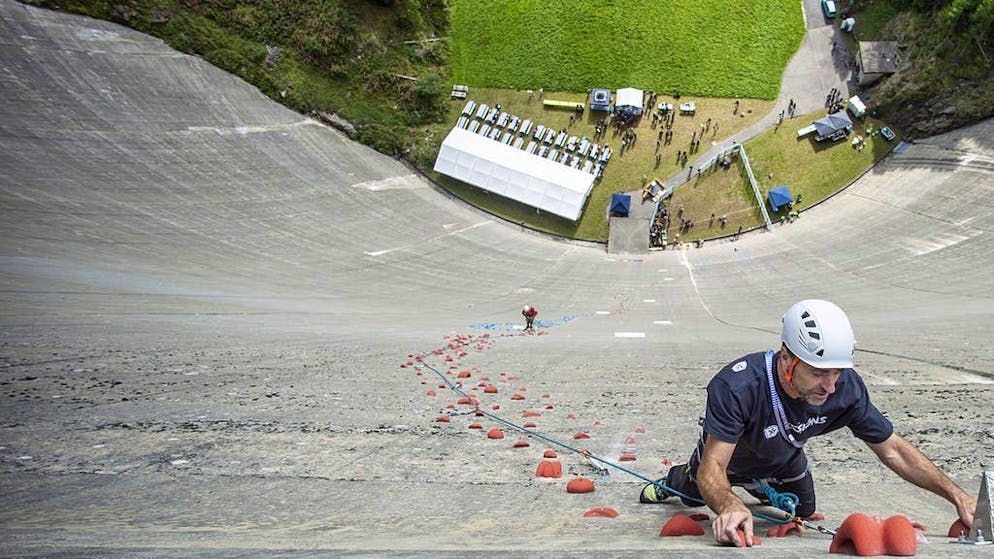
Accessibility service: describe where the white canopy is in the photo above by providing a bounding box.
[434,126,595,221]
[616,87,644,108]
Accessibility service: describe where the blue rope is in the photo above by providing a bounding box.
[419,357,793,525]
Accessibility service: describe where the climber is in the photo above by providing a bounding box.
[521,304,538,331]
[639,299,977,547]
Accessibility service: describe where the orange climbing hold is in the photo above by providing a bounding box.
[457,370,471,378]
[566,477,595,493]
[535,460,562,478]
[523,422,537,428]
[468,423,483,429]
[583,507,618,518]
[474,410,484,417]
[543,450,558,458]
[487,429,504,439]
[948,518,970,538]
[522,410,541,417]
[573,432,591,439]
[619,454,637,462]
[484,385,498,394]
[511,394,526,400]
[659,514,706,537]
[435,415,450,423]
[830,513,917,557]
[767,523,803,537]
[542,393,551,398]
[512,440,530,448]
[426,390,436,397]
[457,397,476,405]
[734,530,762,546]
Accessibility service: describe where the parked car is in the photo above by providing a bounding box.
[881,127,896,141]
[822,0,837,19]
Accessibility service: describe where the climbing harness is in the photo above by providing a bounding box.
[418,355,830,531]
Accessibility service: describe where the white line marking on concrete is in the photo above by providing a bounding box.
[614,332,646,338]
[653,320,672,325]
[643,299,656,303]
[364,220,492,256]
[350,174,426,191]
[596,311,611,315]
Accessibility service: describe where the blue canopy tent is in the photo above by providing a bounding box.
[609,193,631,217]
[768,186,793,212]
[589,88,612,112]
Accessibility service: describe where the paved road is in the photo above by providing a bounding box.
[1,2,992,557]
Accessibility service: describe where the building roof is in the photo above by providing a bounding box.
[433,126,595,221]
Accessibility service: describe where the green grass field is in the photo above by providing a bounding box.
[449,0,805,99]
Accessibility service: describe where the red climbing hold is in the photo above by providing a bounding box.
[566,477,595,493]
[457,397,476,405]
[511,394,526,400]
[635,426,646,433]
[487,429,504,439]
[522,410,541,417]
[512,440,530,448]
[543,450,557,458]
[948,518,970,538]
[457,370,471,378]
[807,512,826,521]
[468,423,483,429]
[688,513,710,521]
[523,421,537,428]
[545,405,554,410]
[659,514,706,537]
[618,454,637,462]
[566,414,577,420]
[624,436,636,444]
[734,530,762,546]
[830,513,917,557]
[435,415,450,423]
[583,507,618,518]
[484,385,498,394]
[661,458,672,466]
[593,421,601,426]
[474,410,484,416]
[426,390,436,397]
[535,460,562,478]
[573,432,591,439]
[542,393,551,398]
[767,523,803,537]
[491,405,500,410]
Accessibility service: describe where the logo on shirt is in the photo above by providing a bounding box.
[732,361,747,373]
[787,416,827,434]
[764,425,779,439]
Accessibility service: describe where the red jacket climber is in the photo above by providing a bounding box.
[521,305,538,331]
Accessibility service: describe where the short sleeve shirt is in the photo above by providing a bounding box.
[690,350,893,481]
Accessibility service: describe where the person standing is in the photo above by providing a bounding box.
[522,305,538,331]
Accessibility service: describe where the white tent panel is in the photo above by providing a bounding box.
[616,87,644,108]
[433,126,596,221]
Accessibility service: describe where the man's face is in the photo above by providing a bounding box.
[783,353,841,406]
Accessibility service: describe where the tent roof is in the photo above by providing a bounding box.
[610,193,631,216]
[616,87,644,108]
[813,111,852,136]
[768,185,793,211]
[433,127,595,221]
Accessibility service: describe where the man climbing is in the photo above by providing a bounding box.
[639,299,977,547]
[521,305,538,331]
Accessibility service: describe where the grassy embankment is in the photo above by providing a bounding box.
[424,0,804,241]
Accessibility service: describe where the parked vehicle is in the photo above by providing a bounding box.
[822,0,837,19]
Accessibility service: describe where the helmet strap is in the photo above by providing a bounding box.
[785,355,800,385]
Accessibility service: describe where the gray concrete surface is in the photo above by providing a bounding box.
[1,2,993,557]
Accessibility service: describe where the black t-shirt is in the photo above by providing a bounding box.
[688,350,893,482]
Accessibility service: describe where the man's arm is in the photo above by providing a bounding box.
[698,435,754,547]
[866,433,976,527]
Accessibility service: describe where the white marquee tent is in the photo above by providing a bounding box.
[433,126,595,221]
[616,87,644,110]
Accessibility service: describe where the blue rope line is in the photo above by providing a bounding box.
[419,357,792,525]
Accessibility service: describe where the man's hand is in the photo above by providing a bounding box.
[954,492,976,530]
[712,501,754,547]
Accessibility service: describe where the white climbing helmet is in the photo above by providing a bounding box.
[781,299,856,369]
[522,305,531,312]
